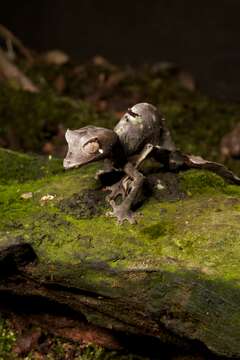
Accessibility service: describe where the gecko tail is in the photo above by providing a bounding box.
[183,154,240,185]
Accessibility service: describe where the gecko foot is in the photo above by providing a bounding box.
[106,200,137,224]
[105,176,133,201]
[105,181,125,202]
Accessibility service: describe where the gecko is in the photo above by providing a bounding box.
[64,102,240,223]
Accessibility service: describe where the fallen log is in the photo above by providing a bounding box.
[1,148,240,358]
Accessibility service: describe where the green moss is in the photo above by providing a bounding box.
[0,319,16,360]
[1,150,240,277]
[1,149,240,357]
[0,85,116,153]
[140,221,173,239]
[0,148,63,184]
[179,169,226,195]
[1,150,239,283]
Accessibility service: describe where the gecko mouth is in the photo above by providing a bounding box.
[63,157,96,170]
[63,159,83,170]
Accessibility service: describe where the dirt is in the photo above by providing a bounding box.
[58,189,107,219]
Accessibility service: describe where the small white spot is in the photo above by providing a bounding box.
[99,149,104,154]
[156,180,165,190]
[40,194,56,205]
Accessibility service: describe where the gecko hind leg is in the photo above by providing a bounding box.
[105,143,154,223]
[105,177,129,202]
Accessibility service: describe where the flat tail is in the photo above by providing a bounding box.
[183,154,240,185]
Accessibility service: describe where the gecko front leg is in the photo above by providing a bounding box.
[105,144,155,223]
[107,163,145,224]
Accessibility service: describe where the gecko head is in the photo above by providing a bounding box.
[63,126,118,170]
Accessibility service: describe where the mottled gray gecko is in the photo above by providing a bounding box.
[64,103,240,223]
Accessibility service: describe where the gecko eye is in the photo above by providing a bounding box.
[83,139,101,154]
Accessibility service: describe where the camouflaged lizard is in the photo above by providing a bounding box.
[64,103,240,223]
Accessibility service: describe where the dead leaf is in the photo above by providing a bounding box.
[40,194,56,204]
[21,192,33,200]
[42,50,69,66]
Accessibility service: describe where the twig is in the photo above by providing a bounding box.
[0,48,38,92]
[0,24,33,62]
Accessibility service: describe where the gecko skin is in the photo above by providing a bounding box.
[64,102,240,223]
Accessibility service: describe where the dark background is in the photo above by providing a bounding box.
[1,0,240,100]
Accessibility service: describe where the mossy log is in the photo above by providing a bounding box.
[1,148,240,358]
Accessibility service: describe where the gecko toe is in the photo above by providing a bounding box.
[106,202,137,224]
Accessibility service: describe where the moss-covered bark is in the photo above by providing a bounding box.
[1,148,240,358]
